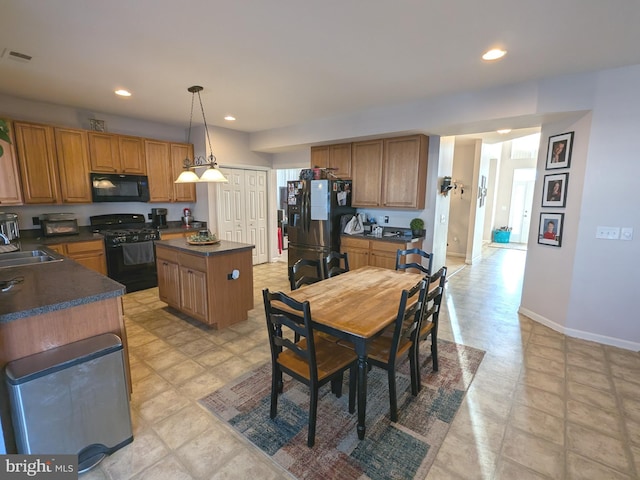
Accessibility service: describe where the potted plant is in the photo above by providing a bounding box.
[0,118,11,157]
[410,217,425,237]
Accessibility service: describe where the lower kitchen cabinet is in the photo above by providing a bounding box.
[155,242,253,329]
[47,239,107,275]
[341,235,423,271]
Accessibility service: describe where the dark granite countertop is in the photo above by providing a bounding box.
[155,238,254,256]
[341,233,424,244]
[0,247,125,324]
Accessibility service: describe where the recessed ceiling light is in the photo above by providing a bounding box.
[115,89,132,97]
[224,115,236,121]
[482,49,507,61]
[497,129,511,134]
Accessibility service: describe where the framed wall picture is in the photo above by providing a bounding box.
[542,172,569,207]
[545,131,574,169]
[538,212,564,247]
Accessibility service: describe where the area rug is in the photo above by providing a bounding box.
[199,340,484,480]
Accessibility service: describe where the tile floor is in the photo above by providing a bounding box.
[83,247,640,479]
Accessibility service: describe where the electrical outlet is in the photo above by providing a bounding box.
[621,227,633,241]
[32,216,40,226]
[384,216,389,224]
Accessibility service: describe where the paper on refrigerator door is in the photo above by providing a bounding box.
[310,180,328,220]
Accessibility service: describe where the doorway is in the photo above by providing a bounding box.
[507,168,536,244]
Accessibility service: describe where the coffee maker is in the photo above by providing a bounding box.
[151,208,168,229]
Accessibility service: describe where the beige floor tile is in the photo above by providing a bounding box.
[567,381,618,412]
[529,332,565,351]
[566,337,605,358]
[208,449,290,480]
[130,372,173,405]
[501,426,564,478]
[179,371,228,400]
[447,405,507,454]
[159,358,207,385]
[493,459,553,480]
[526,343,565,364]
[193,346,236,368]
[208,356,254,383]
[433,430,498,479]
[133,338,173,359]
[566,452,634,480]
[523,354,565,377]
[425,462,466,479]
[612,376,640,398]
[153,403,214,450]
[131,455,195,480]
[145,348,190,371]
[621,395,640,423]
[566,364,613,392]
[509,403,564,446]
[177,337,217,357]
[513,384,565,419]
[566,349,609,374]
[101,429,169,480]
[631,444,640,475]
[566,423,631,474]
[518,368,565,397]
[137,388,190,424]
[627,418,640,446]
[567,399,624,438]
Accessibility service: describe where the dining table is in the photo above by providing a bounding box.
[285,265,425,440]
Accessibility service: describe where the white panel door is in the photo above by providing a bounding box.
[218,169,245,243]
[245,170,268,264]
[508,168,536,243]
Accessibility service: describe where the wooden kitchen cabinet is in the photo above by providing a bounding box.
[179,256,208,323]
[47,239,107,275]
[145,140,196,202]
[351,134,428,209]
[382,135,428,209]
[310,143,352,178]
[159,231,187,240]
[14,121,60,204]
[88,132,146,174]
[156,247,180,306]
[341,235,423,271]
[54,127,92,203]
[0,119,23,205]
[351,139,383,207]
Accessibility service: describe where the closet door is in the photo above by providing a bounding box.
[218,169,245,243]
[245,170,268,264]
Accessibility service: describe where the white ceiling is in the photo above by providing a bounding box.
[1,0,639,139]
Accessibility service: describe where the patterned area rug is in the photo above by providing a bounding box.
[200,340,484,480]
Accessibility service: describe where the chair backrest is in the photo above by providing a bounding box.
[262,289,319,383]
[324,251,350,278]
[421,266,447,332]
[288,258,323,290]
[388,279,428,362]
[395,248,433,276]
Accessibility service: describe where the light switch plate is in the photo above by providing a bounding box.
[596,226,620,240]
[621,227,633,241]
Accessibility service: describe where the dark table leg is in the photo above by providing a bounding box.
[355,341,368,440]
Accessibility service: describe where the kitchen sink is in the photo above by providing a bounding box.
[0,249,64,269]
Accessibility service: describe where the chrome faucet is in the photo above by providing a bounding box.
[0,233,10,245]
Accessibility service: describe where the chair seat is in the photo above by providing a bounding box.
[278,337,357,381]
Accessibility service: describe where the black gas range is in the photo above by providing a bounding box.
[90,214,160,293]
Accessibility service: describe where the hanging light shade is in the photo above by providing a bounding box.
[174,85,228,183]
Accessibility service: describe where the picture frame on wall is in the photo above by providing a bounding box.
[546,131,574,169]
[538,212,564,247]
[542,172,569,207]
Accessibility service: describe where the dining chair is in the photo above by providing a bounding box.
[413,266,447,389]
[395,248,433,276]
[288,258,323,291]
[323,251,350,278]
[339,279,427,422]
[262,288,357,447]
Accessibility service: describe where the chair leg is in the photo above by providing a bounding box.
[414,341,422,391]
[270,367,280,419]
[431,331,439,372]
[409,348,419,396]
[331,372,344,398]
[308,387,318,447]
[348,364,356,414]
[387,366,398,422]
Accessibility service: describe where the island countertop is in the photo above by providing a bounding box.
[0,250,125,324]
[154,238,254,256]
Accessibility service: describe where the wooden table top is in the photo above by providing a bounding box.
[286,266,425,339]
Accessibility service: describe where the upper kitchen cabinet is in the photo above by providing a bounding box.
[0,119,23,205]
[145,139,196,202]
[310,143,352,178]
[54,127,92,203]
[14,122,60,204]
[88,132,146,175]
[351,134,428,209]
[382,135,428,209]
[351,139,383,207]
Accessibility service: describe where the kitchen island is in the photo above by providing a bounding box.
[155,239,254,329]
[0,248,128,453]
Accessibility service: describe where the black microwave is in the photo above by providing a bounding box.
[90,173,150,203]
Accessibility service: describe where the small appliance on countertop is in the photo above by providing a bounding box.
[182,208,194,228]
[150,208,168,229]
[41,213,80,237]
[0,212,21,253]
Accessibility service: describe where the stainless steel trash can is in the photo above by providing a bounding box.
[5,333,133,472]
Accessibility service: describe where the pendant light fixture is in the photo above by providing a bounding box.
[174,85,228,183]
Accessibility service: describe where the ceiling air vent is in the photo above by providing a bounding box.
[8,50,32,63]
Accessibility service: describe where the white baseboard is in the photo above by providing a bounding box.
[518,307,640,351]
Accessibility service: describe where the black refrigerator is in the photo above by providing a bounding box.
[287,179,355,268]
